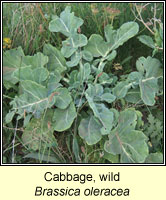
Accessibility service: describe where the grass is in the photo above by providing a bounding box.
[2,3,145,53]
[3,3,163,67]
[2,2,164,164]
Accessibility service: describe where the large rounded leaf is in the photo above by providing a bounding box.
[100,93,116,103]
[110,22,139,51]
[86,97,114,135]
[84,34,110,57]
[3,47,49,89]
[136,56,161,78]
[22,109,55,151]
[113,81,131,99]
[53,102,77,132]
[49,6,83,37]
[54,88,72,109]
[125,88,142,104]
[86,84,103,98]
[43,44,66,73]
[128,71,143,84]
[85,84,114,135]
[10,80,56,118]
[78,116,102,145]
[13,66,49,84]
[3,47,26,88]
[82,50,93,61]
[66,51,82,67]
[61,34,87,58]
[144,57,161,78]
[139,77,158,106]
[104,109,149,163]
[22,52,48,69]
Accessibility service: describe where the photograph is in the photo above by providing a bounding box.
[2,2,164,165]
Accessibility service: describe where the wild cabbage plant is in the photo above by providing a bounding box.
[3,6,163,163]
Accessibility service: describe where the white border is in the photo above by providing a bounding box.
[1,1,165,166]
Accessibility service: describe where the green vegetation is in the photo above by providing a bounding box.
[3,3,163,164]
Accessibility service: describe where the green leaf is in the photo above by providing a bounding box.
[13,66,49,84]
[99,104,114,134]
[103,151,119,163]
[23,114,32,127]
[61,33,87,58]
[5,111,15,124]
[145,153,163,163]
[33,68,49,84]
[61,39,77,58]
[22,109,55,151]
[86,95,114,135]
[136,56,161,78]
[21,80,48,99]
[100,93,116,103]
[128,72,143,84]
[82,63,91,82]
[121,56,133,65]
[110,108,119,128]
[78,116,102,145]
[86,84,103,99]
[113,81,131,99]
[139,77,158,106]
[144,113,163,153]
[3,46,26,88]
[85,84,114,134]
[98,73,113,85]
[47,71,62,95]
[69,70,79,86]
[54,88,72,109]
[10,80,55,118]
[12,66,33,81]
[72,136,81,162]
[22,52,48,69]
[104,24,117,45]
[97,104,114,135]
[43,44,66,73]
[66,51,82,67]
[154,28,162,47]
[110,22,139,51]
[104,109,149,163]
[135,110,144,129]
[53,102,77,132]
[105,50,117,61]
[125,88,142,104]
[137,35,155,49]
[49,6,83,37]
[136,57,146,75]
[82,50,93,61]
[144,57,161,78]
[3,47,49,89]
[84,34,110,57]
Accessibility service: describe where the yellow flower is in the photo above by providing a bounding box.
[3,37,11,44]
[3,38,12,49]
